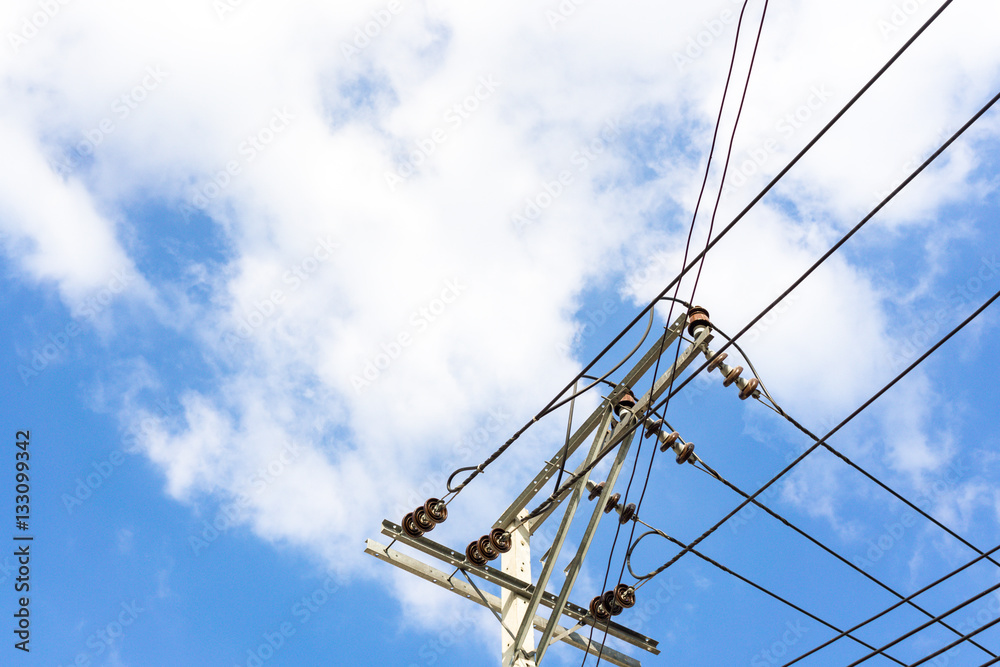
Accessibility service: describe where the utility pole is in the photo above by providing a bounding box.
[366,309,726,666]
[501,513,535,666]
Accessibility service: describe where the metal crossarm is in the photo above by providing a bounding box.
[493,313,688,531]
[364,538,643,667]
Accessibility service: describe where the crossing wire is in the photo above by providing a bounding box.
[844,580,1000,666]
[690,459,998,660]
[623,523,909,666]
[524,80,1000,535]
[782,541,1000,665]
[584,0,769,662]
[442,0,958,505]
[628,282,1000,605]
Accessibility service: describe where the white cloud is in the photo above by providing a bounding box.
[4,0,1000,645]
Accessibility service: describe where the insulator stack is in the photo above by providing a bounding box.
[641,417,695,465]
[590,584,637,621]
[401,498,448,538]
[603,590,624,616]
[705,349,761,400]
[590,594,612,622]
[465,528,512,567]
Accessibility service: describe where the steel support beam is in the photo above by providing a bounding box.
[364,539,643,667]
[378,520,660,656]
[494,314,687,531]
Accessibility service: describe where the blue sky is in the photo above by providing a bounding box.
[2,1,1000,665]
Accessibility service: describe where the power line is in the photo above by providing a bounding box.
[623,523,909,666]
[693,459,998,660]
[783,541,1000,665]
[589,3,771,662]
[844,580,1000,667]
[440,0,958,507]
[627,282,1000,594]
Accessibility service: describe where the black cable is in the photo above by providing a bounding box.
[517,74,1000,526]
[624,526,908,666]
[589,3,768,664]
[783,541,1000,666]
[443,0,958,506]
[693,459,998,659]
[445,303,656,497]
[629,282,1000,589]
[844,580,1000,667]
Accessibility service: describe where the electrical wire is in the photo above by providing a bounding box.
[534,79,1000,529]
[624,282,1000,593]
[690,459,998,659]
[441,0,959,507]
[623,525,909,666]
[587,3,769,663]
[444,303,657,498]
[782,541,1000,666]
[843,580,1000,667]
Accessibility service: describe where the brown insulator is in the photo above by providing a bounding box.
[644,419,664,440]
[604,493,621,514]
[414,506,435,532]
[614,583,636,608]
[739,377,759,400]
[588,481,606,502]
[603,590,624,616]
[707,351,728,373]
[614,390,637,418]
[723,365,744,387]
[619,503,636,524]
[465,540,488,567]
[479,535,500,561]
[659,431,679,453]
[402,512,424,538]
[687,305,711,336]
[489,528,512,554]
[590,595,611,622]
[676,441,695,465]
[425,498,448,524]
